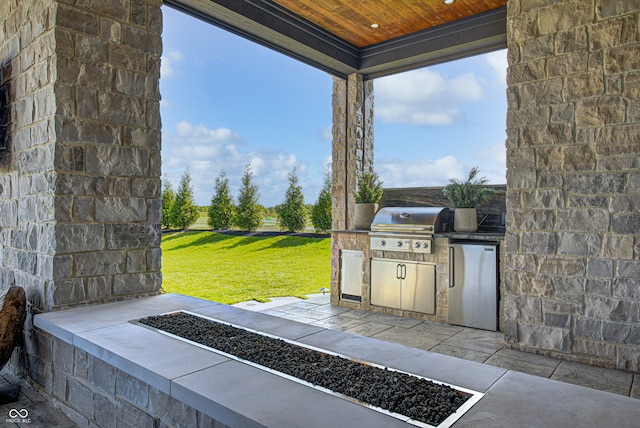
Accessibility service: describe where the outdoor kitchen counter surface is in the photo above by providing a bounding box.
[438,232,504,240]
[34,294,640,428]
[331,230,505,240]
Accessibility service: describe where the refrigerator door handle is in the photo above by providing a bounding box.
[449,247,455,287]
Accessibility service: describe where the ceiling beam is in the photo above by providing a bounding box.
[164,0,360,77]
[358,7,507,79]
[164,0,507,79]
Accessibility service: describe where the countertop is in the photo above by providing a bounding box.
[331,230,504,241]
[439,231,504,241]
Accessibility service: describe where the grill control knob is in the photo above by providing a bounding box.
[414,241,421,248]
[396,240,403,247]
[379,240,386,247]
[422,242,429,249]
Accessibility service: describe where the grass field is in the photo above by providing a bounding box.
[161,231,331,304]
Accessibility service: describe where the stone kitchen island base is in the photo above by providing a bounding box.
[332,230,505,331]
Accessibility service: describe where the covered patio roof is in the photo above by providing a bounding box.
[164,0,508,79]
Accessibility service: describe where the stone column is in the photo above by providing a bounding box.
[1,0,60,311]
[52,0,163,308]
[505,0,640,372]
[330,74,374,305]
[331,74,374,231]
[0,0,163,313]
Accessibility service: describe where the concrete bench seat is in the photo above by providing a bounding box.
[33,294,640,428]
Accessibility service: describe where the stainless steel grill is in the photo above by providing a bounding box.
[369,207,449,254]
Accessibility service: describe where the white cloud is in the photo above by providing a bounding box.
[322,125,332,141]
[376,151,507,190]
[250,152,297,177]
[486,50,508,84]
[160,47,184,78]
[474,143,507,184]
[476,143,506,166]
[162,121,312,206]
[375,68,484,126]
[322,156,332,172]
[175,121,238,144]
[376,156,465,188]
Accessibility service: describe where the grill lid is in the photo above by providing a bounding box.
[370,206,449,233]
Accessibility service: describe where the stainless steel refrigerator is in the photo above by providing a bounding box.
[448,241,498,331]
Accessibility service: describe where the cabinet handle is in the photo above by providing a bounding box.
[449,247,455,287]
[396,264,401,279]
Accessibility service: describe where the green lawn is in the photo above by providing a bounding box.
[161,231,331,304]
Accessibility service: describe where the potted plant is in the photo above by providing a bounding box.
[442,167,495,232]
[353,171,383,229]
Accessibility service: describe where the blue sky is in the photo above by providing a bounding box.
[160,6,508,207]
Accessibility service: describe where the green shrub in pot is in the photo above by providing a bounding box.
[442,167,495,232]
[354,171,383,204]
[353,171,383,229]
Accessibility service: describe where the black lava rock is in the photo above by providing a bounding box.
[139,312,470,426]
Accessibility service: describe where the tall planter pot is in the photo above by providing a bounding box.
[453,208,478,232]
[354,203,378,230]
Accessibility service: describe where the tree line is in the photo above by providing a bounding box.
[162,164,332,233]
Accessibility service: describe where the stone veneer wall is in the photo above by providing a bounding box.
[505,0,640,372]
[0,0,163,314]
[331,74,374,231]
[35,329,230,427]
[330,231,371,310]
[1,0,58,309]
[330,74,374,305]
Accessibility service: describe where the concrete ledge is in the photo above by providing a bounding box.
[74,323,229,394]
[454,370,640,428]
[34,294,219,344]
[33,294,640,427]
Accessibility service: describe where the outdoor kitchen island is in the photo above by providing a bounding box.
[330,186,507,332]
[332,230,505,331]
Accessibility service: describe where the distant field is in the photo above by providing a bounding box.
[161,231,331,304]
[189,212,315,232]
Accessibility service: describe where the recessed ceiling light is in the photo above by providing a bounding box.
[444,0,455,5]
[370,23,380,29]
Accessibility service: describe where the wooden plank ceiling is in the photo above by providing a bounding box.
[272,0,508,48]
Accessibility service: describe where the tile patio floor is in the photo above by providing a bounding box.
[0,292,637,427]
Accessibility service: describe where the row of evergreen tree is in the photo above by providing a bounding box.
[161,164,333,233]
